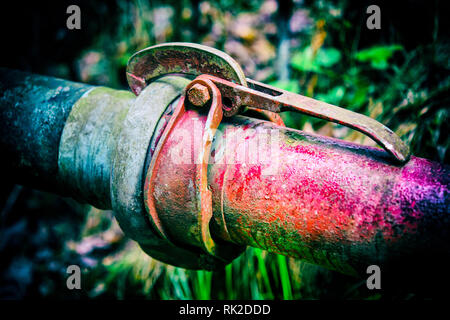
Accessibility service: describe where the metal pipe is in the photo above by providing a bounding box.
[148,109,449,277]
[1,69,449,278]
[0,68,92,192]
[0,68,227,270]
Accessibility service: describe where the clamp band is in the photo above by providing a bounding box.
[143,76,243,260]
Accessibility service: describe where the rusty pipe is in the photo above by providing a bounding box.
[0,68,227,270]
[1,68,449,280]
[147,108,449,278]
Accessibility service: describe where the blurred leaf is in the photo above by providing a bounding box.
[291,46,320,72]
[116,52,132,68]
[316,47,341,67]
[349,84,371,109]
[355,45,403,69]
[291,46,341,73]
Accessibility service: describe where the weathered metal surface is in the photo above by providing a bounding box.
[143,77,245,261]
[111,75,235,270]
[187,83,211,107]
[127,43,408,162]
[148,108,449,277]
[126,42,247,95]
[189,78,224,257]
[58,87,135,209]
[2,68,448,278]
[144,94,188,240]
[0,68,92,192]
[127,42,284,122]
[248,108,285,126]
[0,69,240,270]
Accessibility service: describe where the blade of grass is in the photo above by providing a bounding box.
[277,255,293,300]
[225,263,234,299]
[255,248,274,299]
[195,270,212,300]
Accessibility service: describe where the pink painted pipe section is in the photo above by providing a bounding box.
[155,110,449,276]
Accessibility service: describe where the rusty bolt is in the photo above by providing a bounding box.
[188,84,210,107]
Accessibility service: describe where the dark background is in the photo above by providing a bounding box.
[0,0,448,299]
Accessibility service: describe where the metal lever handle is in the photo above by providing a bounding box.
[208,76,410,163]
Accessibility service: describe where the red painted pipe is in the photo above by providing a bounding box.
[2,69,447,277]
[149,108,449,276]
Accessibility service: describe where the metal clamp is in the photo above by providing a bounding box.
[128,42,410,163]
[144,75,228,258]
[127,42,411,262]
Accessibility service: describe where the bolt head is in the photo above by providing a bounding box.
[188,84,210,107]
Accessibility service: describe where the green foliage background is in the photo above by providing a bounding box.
[0,0,448,300]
